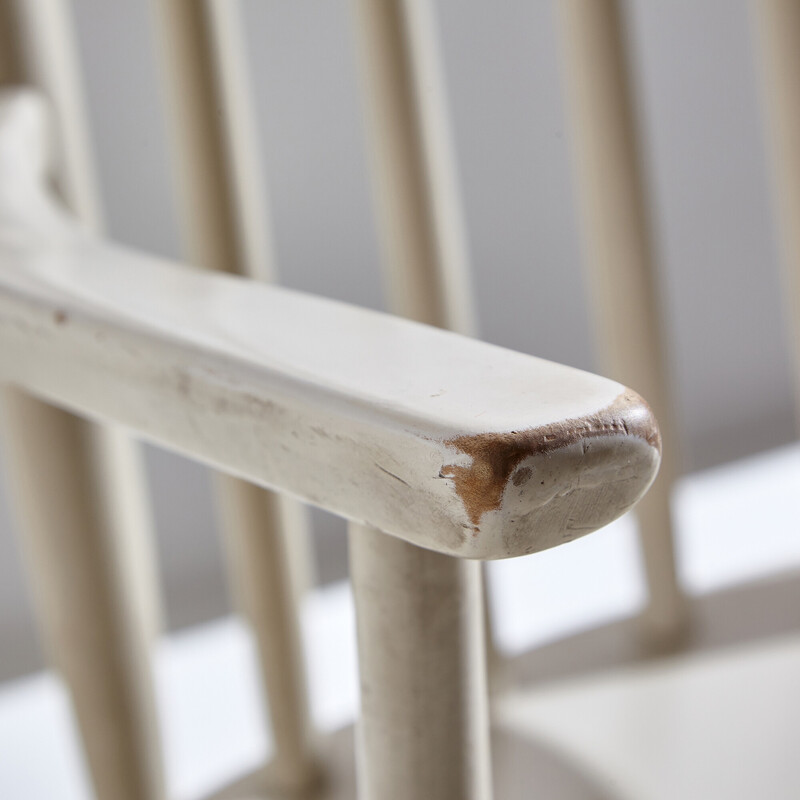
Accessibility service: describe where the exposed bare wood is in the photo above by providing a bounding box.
[558,0,686,645]
[148,1,318,789]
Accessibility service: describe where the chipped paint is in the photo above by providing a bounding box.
[440,391,660,527]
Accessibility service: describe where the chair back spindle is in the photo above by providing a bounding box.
[0,2,164,798]
[149,0,319,791]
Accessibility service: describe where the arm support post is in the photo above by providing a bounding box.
[350,528,491,800]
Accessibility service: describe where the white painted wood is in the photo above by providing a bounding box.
[497,632,800,800]
[350,0,474,334]
[214,479,318,793]
[204,0,277,286]
[0,2,164,795]
[0,394,165,800]
[558,0,685,645]
[5,442,800,799]
[350,528,492,800]
[0,4,21,92]
[148,1,319,790]
[756,0,800,430]
[6,0,162,644]
[8,0,101,228]
[205,0,316,607]
[0,88,660,560]
[349,7,502,780]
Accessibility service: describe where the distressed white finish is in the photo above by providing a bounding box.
[0,2,164,796]
[558,0,685,644]
[0,89,659,561]
[0,396,165,800]
[0,86,662,800]
[757,0,800,428]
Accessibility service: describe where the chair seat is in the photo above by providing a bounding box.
[499,631,800,800]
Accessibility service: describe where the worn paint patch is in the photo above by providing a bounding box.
[440,390,660,527]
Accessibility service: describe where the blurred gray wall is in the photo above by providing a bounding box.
[0,0,796,680]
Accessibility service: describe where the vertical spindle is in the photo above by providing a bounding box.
[756,0,800,428]
[149,0,319,790]
[349,0,494,795]
[558,0,686,645]
[0,2,165,797]
[350,527,492,800]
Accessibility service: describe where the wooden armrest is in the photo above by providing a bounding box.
[0,89,660,559]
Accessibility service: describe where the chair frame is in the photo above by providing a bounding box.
[12,0,800,797]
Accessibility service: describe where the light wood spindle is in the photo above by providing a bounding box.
[0,91,663,800]
[558,0,686,646]
[350,528,492,800]
[756,0,800,428]
[149,0,319,791]
[350,0,474,333]
[0,391,165,800]
[0,2,164,797]
[349,0,493,794]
